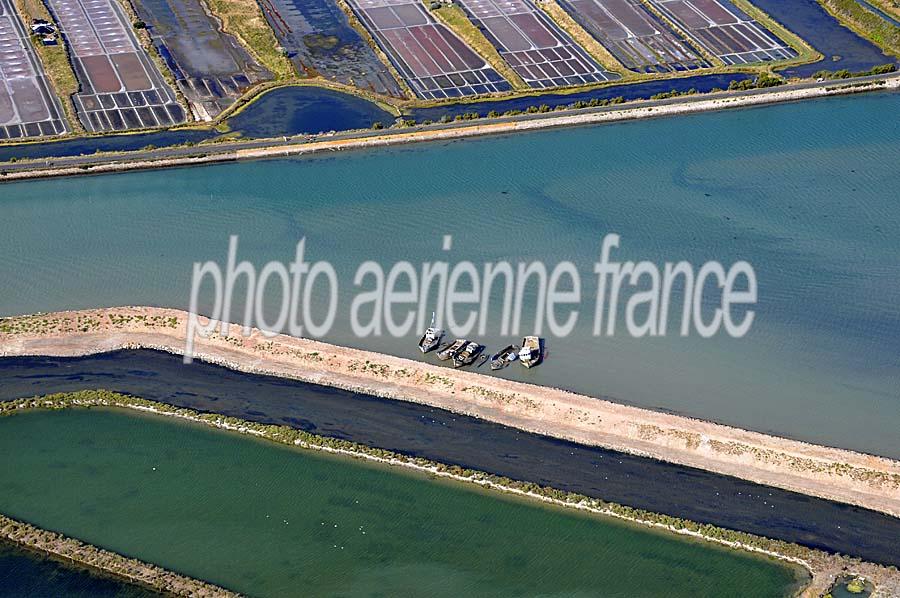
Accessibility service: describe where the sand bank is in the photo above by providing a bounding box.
[2,307,899,520]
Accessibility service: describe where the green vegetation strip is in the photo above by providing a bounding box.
[818,0,900,57]
[405,71,796,123]
[0,312,179,335]
[814,62,897,79]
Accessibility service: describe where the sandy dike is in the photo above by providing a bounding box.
[2,307,899,519]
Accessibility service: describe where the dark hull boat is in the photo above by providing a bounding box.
[453,342,484,368]
[490,345,519,370]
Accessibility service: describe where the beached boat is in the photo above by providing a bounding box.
[418,325,443,353]
[437,339,467,361]
[453,341,484,368]
[518,336,542,368]
[490,345,519,370]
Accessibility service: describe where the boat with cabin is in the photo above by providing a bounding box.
[518,336,542,368]
[418,315,443,353]
[453,341,484,368]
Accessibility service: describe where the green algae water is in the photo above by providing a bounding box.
[0,409,806,597]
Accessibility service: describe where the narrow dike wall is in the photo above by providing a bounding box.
[0,509,238,597]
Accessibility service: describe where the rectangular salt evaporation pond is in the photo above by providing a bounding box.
[44,0,185,131]
[0,409,808,598]
[456,0,619,87]
[649,0,796,65]
[347,0,511,99]
[131,0,272,119]
[556,0,708,72]
[257,0,403,97]
[0,0,68,138]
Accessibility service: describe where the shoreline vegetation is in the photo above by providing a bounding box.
[2,307,899,517]
[0,507,237,597]
[0,72,897,181]
[3,390,900,597]
[819,0,900,58]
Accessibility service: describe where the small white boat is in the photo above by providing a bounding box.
[419,327,443,353]
[418,313,443,353]
[518,336,542,368]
